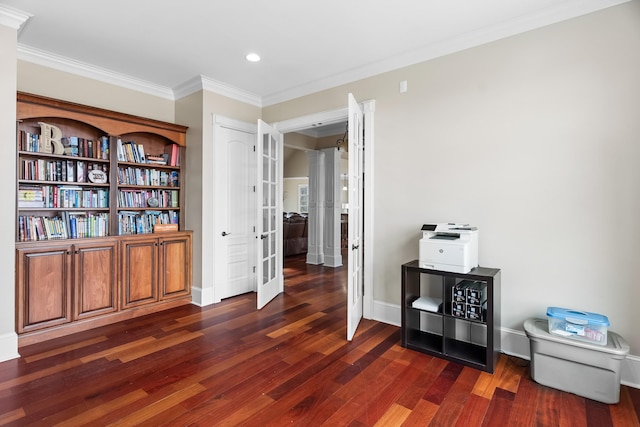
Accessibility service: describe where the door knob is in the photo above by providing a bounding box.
[352,244,359,250]
[222,231,230,236]
[260,234,268,240]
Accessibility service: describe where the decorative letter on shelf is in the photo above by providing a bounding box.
[38,122,64,155]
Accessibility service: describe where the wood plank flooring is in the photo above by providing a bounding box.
[1,254,639,426]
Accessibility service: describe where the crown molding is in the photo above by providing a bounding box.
[173,75,262,107]
[262,0,631,106]
[18,45,264,106]
[17,44,175,100]
[0,4,31,31]
[13,0,629,108]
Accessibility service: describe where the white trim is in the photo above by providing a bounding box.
[174,75,262,107]
[372,302,640,389]
[16,47,263,107]
[372,300,401,327]
[500,326,531,360]
[9,0,630,108]
[214,114,257,134]
[273,108,349,134]
[272,102,375,325]
[17,44,175,100]
[622,355,640,389]
[362,100,375,320]
[261,0,632,106]
[210,115,257,306]
[191,284,217,307]
[0,4,30,31]
[0,332,20,362]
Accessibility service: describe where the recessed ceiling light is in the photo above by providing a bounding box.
[245,53,261,62]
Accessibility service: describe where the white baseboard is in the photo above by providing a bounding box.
[323,254,343,268]
[621,355,640,389]
[190,285,217,307]
[371,300,401,327]
[371,300,640,389]
[0,332,20,362]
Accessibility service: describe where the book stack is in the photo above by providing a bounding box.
[118,189,179,208]
[117,167,177,187]
[146,154,167,165]
[117,139,147,163]
[18,185,45,208]
[164,144,180,166]
[118,210,178,235]
[60,136,109,159]
[17,212,110,241]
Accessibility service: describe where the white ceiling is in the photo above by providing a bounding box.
[0,0,630,106]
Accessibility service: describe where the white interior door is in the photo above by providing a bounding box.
[214,118,256,300]
[256,120,284,309]
[347,93,364,341]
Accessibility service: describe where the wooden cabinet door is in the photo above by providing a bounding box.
[159,233,192,300]
[121,237,158,309]
[16,244,72,333]
[74,240,118,320]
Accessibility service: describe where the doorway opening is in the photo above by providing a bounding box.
[273,100,375,323]
[282,121,348,267]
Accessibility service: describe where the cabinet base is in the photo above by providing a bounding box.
[18,296,192,347]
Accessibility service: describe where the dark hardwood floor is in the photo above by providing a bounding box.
[1,254,639,426]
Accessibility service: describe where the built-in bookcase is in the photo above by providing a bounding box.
[116,133,182,235]
[17,119,111,241]
[15,92,191,346]
[15,92,187,241]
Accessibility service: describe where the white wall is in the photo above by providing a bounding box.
[284,178,308,213]
[284,149,309,178]
[0,23,19,361]
[264,2,640,358]
[177,89,260,306]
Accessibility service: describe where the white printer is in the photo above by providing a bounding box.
[419,223,479,273]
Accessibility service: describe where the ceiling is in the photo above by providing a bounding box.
[0,0,629,106]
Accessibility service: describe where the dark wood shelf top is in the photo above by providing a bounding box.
[117,161,180,170]
[18,150,110,163]
[19,179,110,187]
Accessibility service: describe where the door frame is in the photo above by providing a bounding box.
[212,115,257,303]
[272,101,375,320]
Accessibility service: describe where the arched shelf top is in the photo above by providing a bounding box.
[17,92,187,146]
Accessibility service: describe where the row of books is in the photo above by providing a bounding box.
[116,139,180,167]
[117,167,179,187]
[18,212,110,241]
[18,185,109,209]
[118,189,179,208]
[18,131,109,159]
[61,136,110,159]
[20,158,109,183]
[118,210,178,235]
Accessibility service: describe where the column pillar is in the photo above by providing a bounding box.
[306,150,324,265]
[321,148,342,267]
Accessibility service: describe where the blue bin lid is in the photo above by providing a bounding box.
[546,306,610,327]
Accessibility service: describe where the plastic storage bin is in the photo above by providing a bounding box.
[524,318,629,404]
[546,307,609,345]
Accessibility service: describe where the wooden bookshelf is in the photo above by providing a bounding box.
[15,92,192,346]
